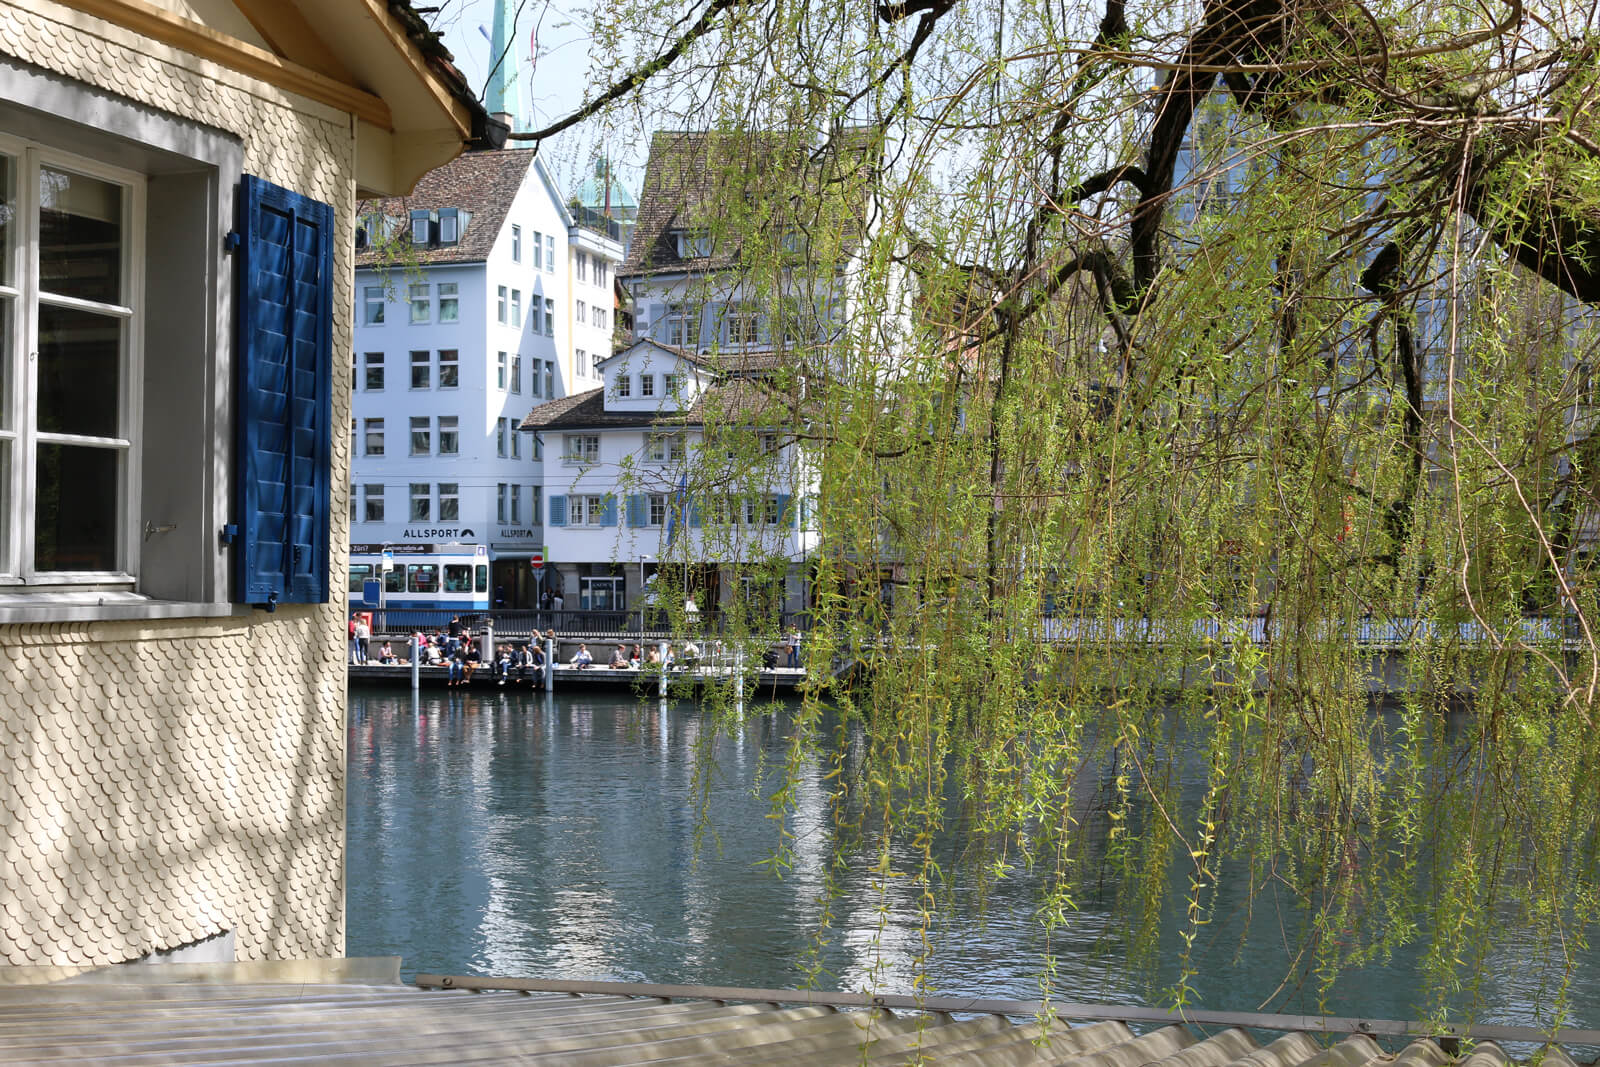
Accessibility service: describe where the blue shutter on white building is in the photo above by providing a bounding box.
[548,495,567,526]
[626,494,647,527]
[232,175,334,609]
[599,496,619,527]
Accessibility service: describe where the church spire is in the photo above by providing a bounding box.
[484,0,521,132]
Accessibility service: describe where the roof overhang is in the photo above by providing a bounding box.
[55,0,494,197]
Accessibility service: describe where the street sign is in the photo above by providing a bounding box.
[530,551,544,570]
[362,578,381,605]
[381,548,395,572]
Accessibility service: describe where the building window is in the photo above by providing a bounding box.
[544,360,554,397]
[728,305,762,345]
[512,224,522,262]
[531,364,542,397]
[511,353,522,394]
[564,434,599,464]
[438,282,458,323]
[647,433,685,463]
[365,418,385,456]
[666,304,699,347]
[510,483,522,524]
[530,300,542,336]
[438,416,458,456]
[640,374,656,397]
[648,494,667,526]
[616,373,631,398]
[438,482,459,521]
[510,289,521,328]
[758,431,779,454]
[662,373,679,396]
[576,251,588,282]
[576,349,586,378]
[497,351,508,389]
[511,423,521,459]
[571,494,608,526]
[497,285,507,324]
[577,299,587,322]
[593,261,607,287]
[497,483,509,523]
[410,350,429,388]
[409,283,429,324]
[438,349,458,388]
[533,435,543,460]
[364,285,385,324]
[363,484,384,522]
[675,230,713,258]
[496,418,508,458]
[410,483,430,521]
[410,416,431,455]
[364,351,384,390]
[544,298,554,336]
[545,234,555,272]
[438,208,459,245]
[594,307,607,330]
[531,484,542,518]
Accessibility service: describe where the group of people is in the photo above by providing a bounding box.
[568,640,702,670]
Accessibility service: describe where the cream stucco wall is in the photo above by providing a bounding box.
[0,0,356,965]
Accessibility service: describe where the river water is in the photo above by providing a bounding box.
[347,686,1600,1032]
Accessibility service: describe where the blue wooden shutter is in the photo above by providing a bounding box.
[233,174,333,608]
[626,494,647,527]
[600,495,619,527]
[548,495,567,526]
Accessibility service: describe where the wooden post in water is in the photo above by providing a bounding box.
[410,637,420,691]
[544,637,554,692]
[484,621,494,674]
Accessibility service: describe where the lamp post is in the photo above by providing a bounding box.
[639,554,651,645]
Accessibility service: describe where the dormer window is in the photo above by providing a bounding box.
[615,373,631,398]
[438,207,460,245]
[409,208,434,245]
[674,229,713,258]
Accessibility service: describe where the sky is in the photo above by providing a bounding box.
[433,0,650,199]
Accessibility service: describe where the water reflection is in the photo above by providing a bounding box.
[347,688,1598,1030]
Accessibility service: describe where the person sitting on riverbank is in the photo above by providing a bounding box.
[662,645,676,669]
[572,644,593,669]
[463,639,481,683]
[630,643,643,667]
[609,646,629,669]
[379,640,396,665]
[494,644,512,684]
[645,646,661,666]
[681,639,700,668]
[529,642,546,685]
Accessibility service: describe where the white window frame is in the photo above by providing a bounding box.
[438,349,458,388]
[646,433,684,464]
[363,285,385,325]
[497,285,507,324]
[510,483,521,524]
[496,482,508,523]
[510,353,522,394]
[364,418,385,456]
[408,282,429,324]
[544,298,554,337]
[410,349,429,389]
[511,224,521,263]
[437,482,459,522]
[409,482,430,521]
[544,234,555,273]
[437,415,458,456]
[363,351,384,390]
[437,281,459,323]
[640,373,656,397]
[497,350,507,389]
[0,140,145,584]
[363,484,384,523]
[409,416,431,456]
[510,289,521,328]
[576,251,587,282]
[615,373,630,398]
[564,434,599,465]
[647,493,667,526]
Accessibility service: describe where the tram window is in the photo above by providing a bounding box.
[407,564,439,593]
[476,565,489,593]
[384,569,404,593]
[348,564,373,593]
[443,565,473,593]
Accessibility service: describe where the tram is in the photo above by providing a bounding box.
[349,543,490,626]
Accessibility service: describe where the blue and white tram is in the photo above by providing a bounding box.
[349,543,490,627]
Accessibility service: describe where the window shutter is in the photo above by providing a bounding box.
[688,499,702,527]
[626,494,647,527]
[548,495,567,527]
[600,495,619,527]
[232,174,334,608]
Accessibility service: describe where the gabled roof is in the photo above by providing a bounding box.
[519,378,795,433]
[356,149,541,267]
[620,127,879,279]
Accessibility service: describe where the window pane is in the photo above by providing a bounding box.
[444,564,472,592]
[411,350,429,388]
[35,443,118,571]
[439,350,459,388]
[0,154,11,288]
[38,166,122,305]
[348,564,372,593]
[364,352,383,390]
[438,283,458,323]
[439,483,459,520]
[439,416,458,455]
[0,298,11,432]
[407,563,438,593]
[476,565,488,593]
[37,303,120,438]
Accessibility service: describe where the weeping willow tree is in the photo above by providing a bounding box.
[504,0,1600,1022]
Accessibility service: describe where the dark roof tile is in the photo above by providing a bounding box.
[356,149,538,267]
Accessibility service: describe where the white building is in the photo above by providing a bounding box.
[519,129,894,618]
[352,148,623,607]
[521,339,816,613]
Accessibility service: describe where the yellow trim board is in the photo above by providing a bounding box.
[56,0,393,128]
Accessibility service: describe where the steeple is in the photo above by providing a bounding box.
[484,0,521,132]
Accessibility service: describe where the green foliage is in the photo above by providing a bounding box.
[556,0,1600,1023]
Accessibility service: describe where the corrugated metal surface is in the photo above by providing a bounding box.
[0,964,1582,1066]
